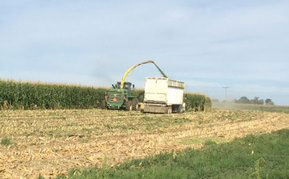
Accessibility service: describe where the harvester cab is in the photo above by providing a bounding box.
[112,82,134,90]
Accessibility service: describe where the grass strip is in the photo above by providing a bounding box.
[66,129,289,179]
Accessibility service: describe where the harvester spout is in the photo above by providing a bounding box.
[120,60,168,89]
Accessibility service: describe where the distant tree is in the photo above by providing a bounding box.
[235,96,250,104]
[235,96,265,105]
[265,98,274,105]
[250,97,264,105]
[250,97,260,104]
[258,99,264,105]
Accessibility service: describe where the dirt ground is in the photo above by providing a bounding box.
[0,109,289,178]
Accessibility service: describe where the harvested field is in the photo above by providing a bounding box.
[0,109,289,178]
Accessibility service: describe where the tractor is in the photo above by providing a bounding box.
[105,81,139,110]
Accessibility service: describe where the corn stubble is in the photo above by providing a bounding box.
[1,109,289,178]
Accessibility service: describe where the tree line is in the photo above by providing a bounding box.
[234,96,274,105]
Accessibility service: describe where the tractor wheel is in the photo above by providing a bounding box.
[137,93,144,103]
[101,100,107,109]
[126,101,133,111]
[132,98,139,110]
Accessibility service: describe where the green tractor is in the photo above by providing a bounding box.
[105,82,139,110]
[105,60,167,111]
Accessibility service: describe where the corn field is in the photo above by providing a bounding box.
[0,80,106,109]
[0,80,211,111]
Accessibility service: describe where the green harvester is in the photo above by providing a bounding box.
[105,82,139,110]
[105,60,167,111]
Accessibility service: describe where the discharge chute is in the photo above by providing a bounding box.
[120,60,168,89]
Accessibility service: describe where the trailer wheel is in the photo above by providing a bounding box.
[172,105,182,113]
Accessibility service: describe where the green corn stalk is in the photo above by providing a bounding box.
[0,80,211,111]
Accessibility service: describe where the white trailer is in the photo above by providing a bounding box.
[142,78,185,113]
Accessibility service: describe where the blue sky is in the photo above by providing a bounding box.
[0,0,289,105]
